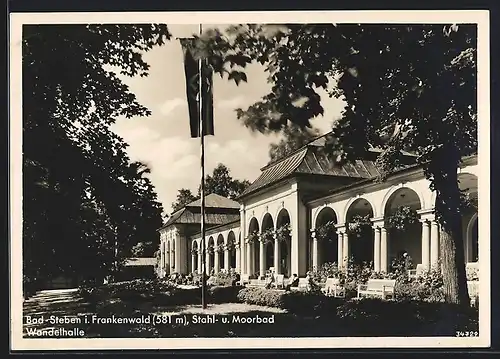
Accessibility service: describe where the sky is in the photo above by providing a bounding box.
[110,24,346,216]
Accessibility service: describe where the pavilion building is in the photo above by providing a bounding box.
[157,135,478,280]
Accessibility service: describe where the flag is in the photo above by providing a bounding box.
[180,38,214,138]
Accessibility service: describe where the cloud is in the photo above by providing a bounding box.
[205,138,263,179]
[159,98,187,116]
[217,96,246,109]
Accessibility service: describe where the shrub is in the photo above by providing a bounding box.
[281,291,344,317]
[210,269,240,287]
[79,278,176,302]
[335,298,477,336]
[466,266,479,281]
[169,272,188,285]
[237,287,285,308]
[207,285,244,304]
[312,262,340,283]
[191,272,209,286]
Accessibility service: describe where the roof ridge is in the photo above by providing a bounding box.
[260,130,333,171]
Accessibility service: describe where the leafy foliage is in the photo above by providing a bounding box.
[315,221,337,241]
[171,188,198,212]
[170,163,251,213]
[246,230,259,244]
[210,269,241,287]
[259,227,275,245]
[199,163,251,199]
[23,24,170,288]
[268,125,321,164]
[275,223,291,242]
[346,215,372,237]
[385,206,420,231]
[198,23,476,305]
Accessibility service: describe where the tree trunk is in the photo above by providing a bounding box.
[435,166,470,307]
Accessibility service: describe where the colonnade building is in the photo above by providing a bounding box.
[158,135,478,280]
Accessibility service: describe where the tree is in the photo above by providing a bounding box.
[198,163,251,199]
[171,188,198,212]
[198,24,476,306]
[268,124,320,163]
[23,24,170,287]
[170,164,250,214]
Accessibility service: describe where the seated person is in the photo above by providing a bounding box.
[285,274,299,291]
[265,270,275,289]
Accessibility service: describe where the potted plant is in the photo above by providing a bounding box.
[385,206,419,231]
[259,227,275,245]
[346,214,372,237]
[246,231,259,244]
[276,223,291,242]
[315,220,337,241]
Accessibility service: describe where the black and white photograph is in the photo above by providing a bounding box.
[10,10,490,350]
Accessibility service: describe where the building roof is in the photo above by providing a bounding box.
[186,193,240,209]
[238,132,406,199]
[159,193,240,230]
[189,219,240,240]
[124,257,156,266]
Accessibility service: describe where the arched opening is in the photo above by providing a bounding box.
[247,217,260,277]
[207,236,215,275]
[217,234,225,272]
[314,207,338,269]
[346,198,374,266]
[459,173,478,263]
[192,241,198,273]
[383,187,422,271]
[227,231,237,269]
[261,213,275,274]
[276,209,291,277]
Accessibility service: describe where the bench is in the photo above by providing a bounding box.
[290,278,309,292]
[236,274,250,286]
[321,277,345,298]
[357,279,396,300]
[408,264,425,279]
[468,280,479,307]
[271,274,285,289]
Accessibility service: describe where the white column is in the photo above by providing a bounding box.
[166,250,170,275]
[246,242,252,275]
[274,234,280,275]
[214,248,220,274]
[206,250,211,275]
[373,225,381,272]
[235,244,241,273]
[430,219,440,269]
[343,230,349,266]
[160,240,164,276]
[174,234,181,273]
[197,249,202,274]
[311,230,318,271]
[191,253,196,274]
[380,227,388,273]
[224,246,230,271]
[421,219,431,270]
[337,230,344,269]
[259,239,265,278]
[169,242,174,274]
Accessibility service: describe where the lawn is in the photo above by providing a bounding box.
[22,280,479,338]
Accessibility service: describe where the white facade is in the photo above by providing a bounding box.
[158,156,478,279]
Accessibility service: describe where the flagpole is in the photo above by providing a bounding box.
[198,23,207,310]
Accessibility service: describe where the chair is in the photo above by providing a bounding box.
[272,274,285,289]
[236,274,250,286]
[357,279,396,300]
[321,277,345,298]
